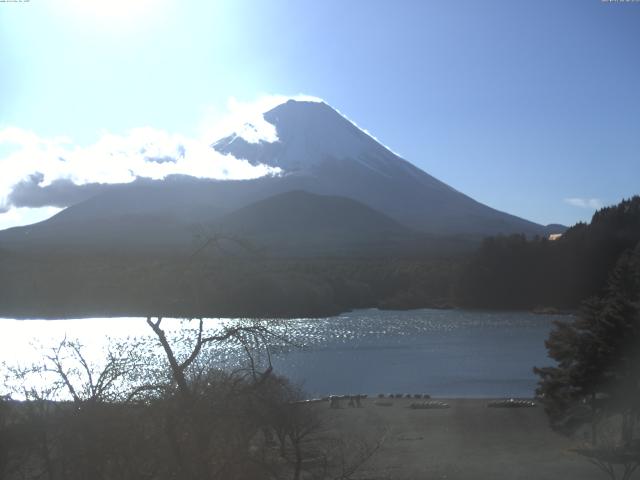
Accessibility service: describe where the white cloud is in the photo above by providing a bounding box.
[564,197,603,209]
[0,126,281,213]
[0,93,333,229]
[0,94,323,217]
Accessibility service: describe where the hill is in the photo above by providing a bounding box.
[458,196,640,309]
[214,190,427,256]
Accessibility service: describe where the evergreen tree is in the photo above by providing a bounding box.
[460,196,640,309]
[534,243,640,444]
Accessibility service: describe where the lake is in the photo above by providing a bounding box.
[0,309,564,398]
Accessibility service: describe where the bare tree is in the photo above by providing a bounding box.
[0,315,380,480]
[143,316,292,480]
[145,317,284,399]
[39,337,142,404]
[1,338,162,480]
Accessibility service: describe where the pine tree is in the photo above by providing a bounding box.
[534,243,640,444]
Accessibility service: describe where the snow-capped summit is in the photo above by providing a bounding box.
[212,99,547,236]
[214,100,400,175]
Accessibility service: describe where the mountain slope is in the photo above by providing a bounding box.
[213,100,551,236]
[214,190,423,256]
[0,99,560,255]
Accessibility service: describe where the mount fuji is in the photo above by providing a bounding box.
[0,100,560,255]
[214,100,551,236]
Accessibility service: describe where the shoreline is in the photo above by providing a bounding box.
[0,305,575,321]
[319,397,601,480]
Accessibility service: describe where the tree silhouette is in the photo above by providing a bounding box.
[535,244,640,479]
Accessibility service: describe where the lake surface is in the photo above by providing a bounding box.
[0,309,564,398]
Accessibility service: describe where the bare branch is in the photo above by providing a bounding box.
[69,341,96,400]
[178,318,204,371]
[125,384,167,403]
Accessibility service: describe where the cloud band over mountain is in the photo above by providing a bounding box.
[0,95,325,213]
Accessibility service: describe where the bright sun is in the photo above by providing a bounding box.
[62,0,162,25]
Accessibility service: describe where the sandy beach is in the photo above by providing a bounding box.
[320,397,602,480]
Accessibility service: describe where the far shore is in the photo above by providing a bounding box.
[0,305,577,321]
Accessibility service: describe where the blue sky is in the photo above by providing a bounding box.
[1,0,639,229]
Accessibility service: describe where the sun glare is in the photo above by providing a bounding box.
[61,0,163,26]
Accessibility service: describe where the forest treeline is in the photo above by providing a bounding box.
[457,196,640,310]
[0,196,638,317]
[0,251,457,318]
[531,236,640,479]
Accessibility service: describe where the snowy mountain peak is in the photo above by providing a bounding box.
[0,99,550,248]
[207,99,549,237]
[213,99,397,174]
